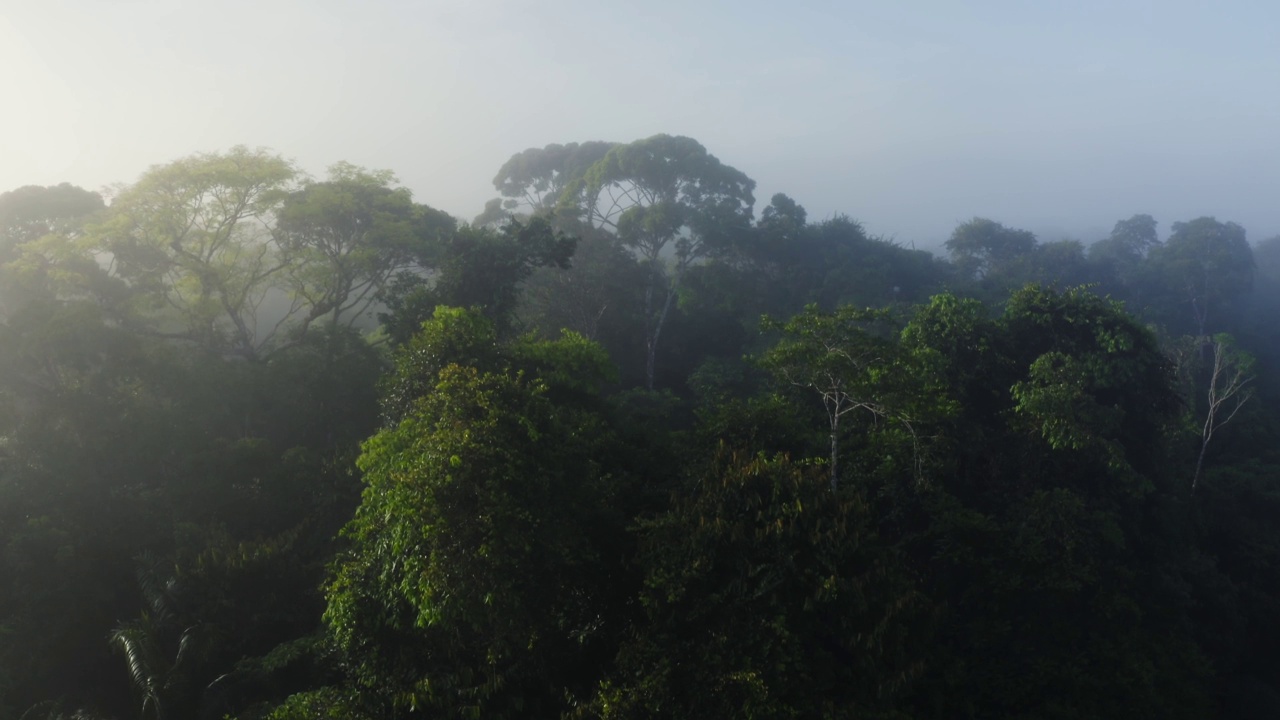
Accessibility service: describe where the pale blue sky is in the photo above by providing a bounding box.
[3,0,1279,249]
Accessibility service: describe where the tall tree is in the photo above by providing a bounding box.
[1188,334,1255,491]
[1087,214,1161,300]
[759,305,937,489]
[945,217,1037,282]
[488,141,618,220]
[0,183,104,258]
[376,217,576,344]
[274,162,453,349]
[0,184,106,317]
[323,308,630,718]
[1090,213,1160,267]
[90,146,299,359]
[1148,217,1254,336]
[560,134,756,388]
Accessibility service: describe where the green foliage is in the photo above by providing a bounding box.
[434,217,577,333]
[572,134,756,251]
[517,231,648,383]
[1012,351,1125,456]
[378,305,500,423]
[678,205,951,379]
[0,183,106,330]
[1026,238,1094,287]
[759,303,949,488]
[550,133,757,388]
[1001,285,1180,486]
[274,163,453,341]
[89,146,300,359]
[893,285,1211,718]
[376,217,576,343]
[509,328,618,397]
[756,192,807,245]
[8,140,1280,720]
[325,311,631,717]
[899,292,992,388]
[109,554,206,720]
[0,218,381,717]
[263,687,371,720]
[593,451,924,720]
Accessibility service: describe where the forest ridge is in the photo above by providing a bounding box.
[1,135,1278,719]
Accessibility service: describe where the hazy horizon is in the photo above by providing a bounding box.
[5,0,1279,250]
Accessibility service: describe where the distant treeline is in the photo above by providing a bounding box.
[2,135,1279,719]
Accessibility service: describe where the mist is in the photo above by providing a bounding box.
[5,2,1280,718]
[6,1,1280,249]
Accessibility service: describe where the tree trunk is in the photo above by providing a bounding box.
[830,424,839,491]
[645,281,678,391]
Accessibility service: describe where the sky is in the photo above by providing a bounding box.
[3,0,1280,251]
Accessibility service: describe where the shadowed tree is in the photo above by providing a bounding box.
[517,230,649,387]
[592,451,926,720]
[896,286,1209,719]
[109,554,205,720]
[376,217,576,344]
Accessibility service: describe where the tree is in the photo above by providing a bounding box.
[488,141,618,219]
[0,183,104,258]
[1087,214,1160,300]
[1090,213,1159,267]
[756,192,807,247]
[1026,239,1095,287]
[684,200,950,348]
[759,304,938,489]
[274,162,453,349]
[561,134,756,388]
[1149,217,1254,336]
[377,305,501,424]
[896,286,1208,718]
[376,217,576,344]
[432,217,576,334]
[1253,234,1280,281]
[0,162,397,717]
[323,309,631,717]
[945,217,1037,282]
[1000,285,1182,484]
[517,231,648,385]
[90,146,299,359]
[0,184,106,317]
[1190,334,1255,491]
[109,555,204,720]
[594,451,924,720]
